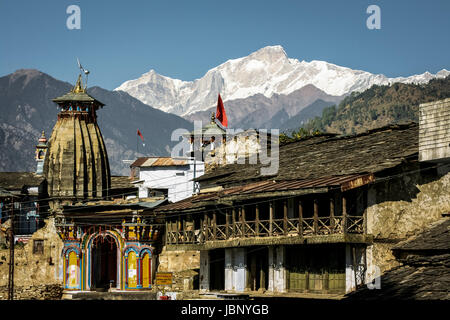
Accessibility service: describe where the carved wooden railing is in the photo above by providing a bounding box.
[165,215,365,245]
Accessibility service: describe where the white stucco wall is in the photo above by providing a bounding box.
[138,160,204,202]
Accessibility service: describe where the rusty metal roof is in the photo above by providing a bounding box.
[223,174,374,196]
[156,173,374,213]
[130,157,188,168]
[156,192,220,212]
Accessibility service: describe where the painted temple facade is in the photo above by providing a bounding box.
[58,214,160,291]
[43,73,163,292]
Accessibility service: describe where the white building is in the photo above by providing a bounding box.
[130,157,205,203]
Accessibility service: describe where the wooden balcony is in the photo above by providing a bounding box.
[166,215,364,245]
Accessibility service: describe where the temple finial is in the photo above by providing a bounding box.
[72,74,85,93]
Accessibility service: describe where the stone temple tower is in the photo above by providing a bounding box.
[43,74,111,205]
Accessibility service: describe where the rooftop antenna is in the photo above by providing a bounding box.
[77,57,90,89]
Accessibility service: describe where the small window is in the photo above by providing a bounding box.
[33,240,44,254]
[147,188,168,198]
[176,172,185,176]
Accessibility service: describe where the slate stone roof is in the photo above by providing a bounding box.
[0,172,45,192]
[52,91,104,106]
[156,123,419,214]
[347,254,450,300]
[347,217,450,300]
[197,123,419,187]
[110,176,136,190]
[393,218,450,254]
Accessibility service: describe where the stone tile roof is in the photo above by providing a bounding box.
[52,91,104,106]
[0,172,45,191]
[347,254,450,300]
[110,176,136,190]
[393,218,450,253]
[347,217,450,300]
[197,122,419,187]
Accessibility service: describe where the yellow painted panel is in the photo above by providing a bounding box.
[142,253,150,288]
[68,251,78,288]
[128,251,137,288]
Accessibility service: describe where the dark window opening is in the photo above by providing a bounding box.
[33,240,44,254]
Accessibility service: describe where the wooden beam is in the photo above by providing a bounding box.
[199,218,203,243]
[283,200,288,235]
[204,213,209,241]
[298,198,303,236]
[255,205,260,236]
[176,219,179,245]
[313,198,319,234]
[232,208,237,238]
[225,210,230,238]
[330,196,335,230]
[342,194,347,234]
[213,212,217,240]
[165,221,169,244]
[241,207,245,237]
[269,201,274,236]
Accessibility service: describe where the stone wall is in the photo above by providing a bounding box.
[0,218,64,299]
[366,164,450,275]
[0,284,63,300]
[156,248,200,292]
[157,248,199,272]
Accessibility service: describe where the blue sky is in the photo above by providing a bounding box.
[1,0,449,90]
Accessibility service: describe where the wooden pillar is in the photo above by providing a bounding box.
[313,198,319,234]
[330,196,335,231]
[283,200,288,235]
[255,205,260,236]
[298,199,303,236]
[199,217,204,243]
[241,207,246,237]
[182,216,188,242]
[204,213,209,241]
[363,188,368,234]
[260,261,266,290]
[225,210,230,238]
[175,219,179,244]
[232,208,237,237]
[213,212,217,240]
[165,221,169,244]
[269,201,274,236]
[342,194,347,234]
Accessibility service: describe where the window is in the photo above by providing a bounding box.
[33,240,44,254]
[176,172,185,176]
[147,188,168,198]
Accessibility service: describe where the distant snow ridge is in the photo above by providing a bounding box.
[115,45,449,116]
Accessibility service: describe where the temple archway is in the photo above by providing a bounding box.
[91,235,118,291]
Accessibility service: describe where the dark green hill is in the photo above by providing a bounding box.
[302,76,450,135]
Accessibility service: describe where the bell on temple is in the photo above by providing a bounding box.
[43,73,111,202]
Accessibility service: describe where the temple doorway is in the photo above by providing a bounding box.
[91,235,118,291]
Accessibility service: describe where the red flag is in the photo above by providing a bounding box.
[137,129,144,141]
[215,94,228,128]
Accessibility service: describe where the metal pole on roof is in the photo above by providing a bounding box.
[8,197,14,300]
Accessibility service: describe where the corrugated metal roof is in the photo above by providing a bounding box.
[131,157,188,168]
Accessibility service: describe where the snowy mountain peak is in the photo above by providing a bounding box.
[115,46,449,117]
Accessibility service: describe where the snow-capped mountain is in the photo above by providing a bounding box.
[115,45,449,117]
